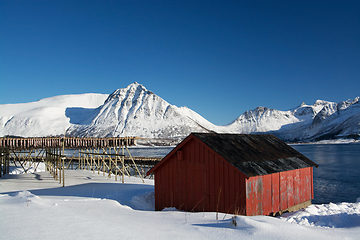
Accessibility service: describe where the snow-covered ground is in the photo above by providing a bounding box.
[1,164,359,240]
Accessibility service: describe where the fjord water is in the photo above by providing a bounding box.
[292,143,360,204]
[128,143,360,204]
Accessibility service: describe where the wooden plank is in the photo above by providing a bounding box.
[293,169,301,206]
[223,162,230,213]
[255,176,262,215]
[287,170,294,208]
[282,171,289,210]
[174,154,180,208]
[0,137,137,150]
[246,177,258,216]
[252,177,258,215]
[239,172,246,215]
[300,168,306,203]
[218,157,224,213]
[204,148,210,211]
[208,152,214,211]
[159,163,166,210]
[214,154,220,214]
[168,155,174,207]
[262,174,272,215]
[233,169,240,214]
[180,147,186,211]
[164,161,170,208]
[280,171,288,211]
[245,178,250,215]
[305,167,312,200]
[271,172,279,213]
[155,169,161,211]
[189,162,205,211]
[311,167,314,199]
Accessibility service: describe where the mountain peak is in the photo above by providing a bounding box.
[313,99,331,106]
[127,82,146,90]
[104,82,149,104]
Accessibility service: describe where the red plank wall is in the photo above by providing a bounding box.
[154,137,248,214]
[245,167,313,216]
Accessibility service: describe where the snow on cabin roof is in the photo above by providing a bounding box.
[192,133,318,177]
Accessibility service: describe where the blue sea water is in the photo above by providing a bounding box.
[128,143,360,204]
[127,146,174,158]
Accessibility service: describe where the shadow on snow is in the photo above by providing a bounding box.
[2,182,155,211]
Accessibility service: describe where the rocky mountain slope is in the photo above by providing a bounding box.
[225,98,360,142]
[66,83,215,142]
[1,82,359,144]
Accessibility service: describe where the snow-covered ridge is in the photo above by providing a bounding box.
[0,82,359,143]
[224,97,360,142]
[0,93,108,137]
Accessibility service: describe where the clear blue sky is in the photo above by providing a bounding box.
[1,0,359,125]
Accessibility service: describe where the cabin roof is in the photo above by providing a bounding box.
[147,133,318,177]
[192,133,318,177]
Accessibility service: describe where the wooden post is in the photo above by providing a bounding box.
[79,151,82,170]
[5,148,8,175]
[91,149,95,173]
[58,148,61,184]
[122,146,125,183]
[115,147,118,181]
[53,149,57,180]
[125,146,145,183]
[108,148,112,178]
[0,149,4,177]
[59,150,62,184]
[102,149,105,176]
[0,149,2,178]
[45,150,48,172]
[96,149,100,175]
[62,135,65,187]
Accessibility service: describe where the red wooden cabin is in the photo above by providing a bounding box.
[147,133,318,216]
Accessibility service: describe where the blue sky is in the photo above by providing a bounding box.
[1,0,359,125]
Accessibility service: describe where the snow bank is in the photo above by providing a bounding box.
[130,191,155,211]
[280,200,360,228]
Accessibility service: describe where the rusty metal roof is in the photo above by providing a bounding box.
[193,133,318,177]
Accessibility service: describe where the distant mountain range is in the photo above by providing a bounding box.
[1,82,359,145]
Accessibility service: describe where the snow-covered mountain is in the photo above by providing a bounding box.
[66,83,215,140]
[225,98,360,142]
[0,94,108,137]
[1,82,359,143]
